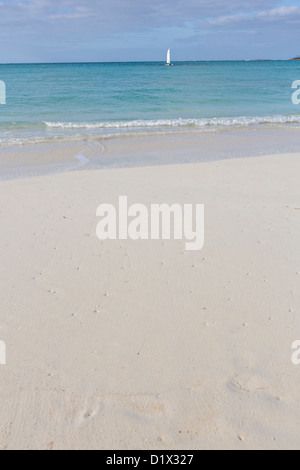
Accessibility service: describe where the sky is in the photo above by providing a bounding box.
[0,0,300,62]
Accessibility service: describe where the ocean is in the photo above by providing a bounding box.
[0,61,300,154]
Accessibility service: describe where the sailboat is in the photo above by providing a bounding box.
[166,49,173,66]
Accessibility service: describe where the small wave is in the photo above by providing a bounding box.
[0,134,86,147]
[44,115,300,130]
[1,114,300,148]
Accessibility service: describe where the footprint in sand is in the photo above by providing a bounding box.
[228,374,282,404]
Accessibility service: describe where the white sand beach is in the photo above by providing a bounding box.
[0,152,300,450]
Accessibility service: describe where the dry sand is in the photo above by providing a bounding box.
[0,152,300,450]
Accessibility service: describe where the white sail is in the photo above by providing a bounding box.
[167,49,171,65]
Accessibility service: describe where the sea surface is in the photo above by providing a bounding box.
[0,61,300,169]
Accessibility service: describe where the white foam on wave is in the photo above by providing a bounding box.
[44,115,300,130]
[1,115,300,147]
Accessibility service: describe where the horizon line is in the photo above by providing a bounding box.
[0,59,298,65]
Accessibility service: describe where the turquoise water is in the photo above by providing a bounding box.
[0,61,300,146]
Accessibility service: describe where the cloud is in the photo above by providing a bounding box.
[205,5,300,27]
[0,0,281,31]
[0,1,299,61]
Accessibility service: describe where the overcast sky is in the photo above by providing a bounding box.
[0,0,300,62]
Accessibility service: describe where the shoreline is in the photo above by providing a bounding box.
[1,125,300,181]
[0,152,300,449]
